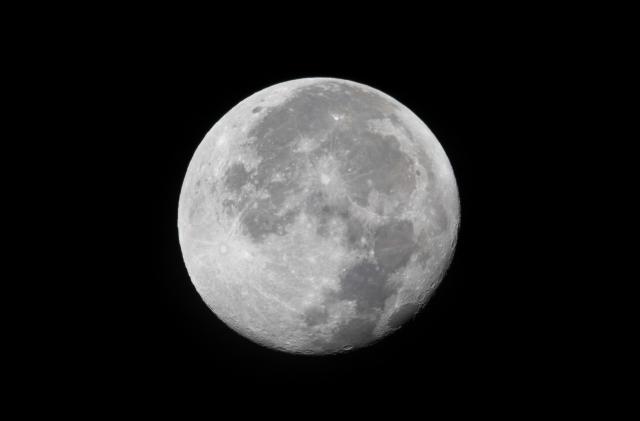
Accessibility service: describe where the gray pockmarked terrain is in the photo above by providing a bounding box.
[178,78,460,354]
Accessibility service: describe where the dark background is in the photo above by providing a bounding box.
[20,13,605,413]
[98,44,560,403]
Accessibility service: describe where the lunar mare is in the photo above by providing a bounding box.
[178,78,460,354]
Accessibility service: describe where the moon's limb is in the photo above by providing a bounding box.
[178,78,460,354]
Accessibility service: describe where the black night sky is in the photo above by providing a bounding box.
[102,47,554,403]
[24,13,599,414]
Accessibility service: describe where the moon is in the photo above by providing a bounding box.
[178,78,460,355]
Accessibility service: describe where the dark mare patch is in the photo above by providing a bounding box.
[333,260,393,314]
[247,81,400,193]
[387,302,419,329]
[304,307,329,326]
[373,219,417,275]
[303,191,354,238]
[325,129,416,209]
[241,199,299,242]
[223,162,251,192]
[344,216,368,250]
[324,317,377,350]
[247,85,343,168]
[267,181,289,207]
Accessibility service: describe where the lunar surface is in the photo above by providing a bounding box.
[178,78,460,354]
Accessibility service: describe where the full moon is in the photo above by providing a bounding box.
[178,78,460,354]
